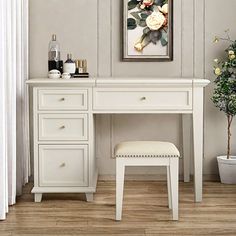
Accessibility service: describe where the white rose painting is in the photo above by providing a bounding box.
[123,0,173,61]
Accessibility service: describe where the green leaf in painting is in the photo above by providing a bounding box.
[127,18,137,30]
[128,0,138,10]
[137,19,147,27]
[141,33,151,49]
[161,38,168,46]
[149,30,161,44]
[153,0,165,6]
[140,13,149,20]
[131,12,141,20]
[160,30,168,46]
[143,27,150,35]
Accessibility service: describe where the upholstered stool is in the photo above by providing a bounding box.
[115,141,180,221]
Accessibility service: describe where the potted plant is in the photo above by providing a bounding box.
[212,33,236,184]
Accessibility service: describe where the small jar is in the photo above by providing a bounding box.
[61,72,71,79]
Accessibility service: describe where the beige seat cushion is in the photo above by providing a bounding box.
[115,141,180,158]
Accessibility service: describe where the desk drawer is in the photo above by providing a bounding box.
[93,88,192,111]
[39,145,88,187]
[39,114,88,141]
[38,89,88,111]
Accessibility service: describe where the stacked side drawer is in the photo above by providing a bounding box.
[35,89,89,187]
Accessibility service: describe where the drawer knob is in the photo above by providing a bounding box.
[60,125,65,129]
[60,98,65,101]
[60,163,66,167]
[140,97,146,101]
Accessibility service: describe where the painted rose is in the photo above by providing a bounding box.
[140,0,154,9]
[142,0,154,6]
[158,4,168,14]
[146,11,165,31]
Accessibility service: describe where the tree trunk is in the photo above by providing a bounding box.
[227,115,233,159]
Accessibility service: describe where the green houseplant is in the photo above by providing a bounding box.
[212,33,236,184]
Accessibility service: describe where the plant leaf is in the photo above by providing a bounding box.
[141,13,149,20]
[128,0,138,10]
[161,38,168,46]
[127,18,137,30]
[142,34,152,48]
[130,12,141,20]
[161,30,168,40]
[149,30,161,44]
[154,0,165,6]
[137,19,147,27]
[143,27,150,35]
[161,30,168,46]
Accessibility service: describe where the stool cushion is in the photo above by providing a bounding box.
[115,141,180,158]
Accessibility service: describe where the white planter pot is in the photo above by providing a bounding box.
[217,156,236,184]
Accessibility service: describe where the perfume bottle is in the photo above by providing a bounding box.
[64,54,76,75]
[48,34,63,73]
[76,60,84,74]
[82,60,87,73]
[75,59,88,74]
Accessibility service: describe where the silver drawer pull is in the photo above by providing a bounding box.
[60,125,65,129]
[60,98,65,101]
[60,163,66,167]
[140,97,147,101]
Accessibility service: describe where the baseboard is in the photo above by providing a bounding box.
[98,174,220,182]
[203,174,220,181]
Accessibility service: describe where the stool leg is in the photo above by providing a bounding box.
[170,158,179,221]
[116,159,125,221]
[167,166,172,209]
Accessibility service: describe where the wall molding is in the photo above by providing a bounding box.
[98,0,112,77]
[194,0,205,78]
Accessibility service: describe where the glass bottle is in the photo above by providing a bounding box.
[64,54,76,75]
[48,34,63,73]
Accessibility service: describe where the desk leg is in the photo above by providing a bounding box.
[182,114,191,183]
[86,193,94,202]
[193,87,204,202]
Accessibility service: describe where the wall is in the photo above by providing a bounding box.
[204,0,236,176]
[29,0,236,179]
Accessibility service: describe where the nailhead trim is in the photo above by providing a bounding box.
[115,154,180,158]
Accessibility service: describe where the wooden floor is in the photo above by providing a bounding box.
[1,181,236,236]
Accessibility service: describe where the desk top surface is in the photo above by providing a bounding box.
[26,78,210,88]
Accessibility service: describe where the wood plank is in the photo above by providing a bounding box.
[1,181,236,235]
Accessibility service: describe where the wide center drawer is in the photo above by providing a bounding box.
[93,88,192,110]
[39,145,88,187]
[39,114,88,141]
[38,89,88,111]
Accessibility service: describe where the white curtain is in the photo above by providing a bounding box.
[0,0,30,220]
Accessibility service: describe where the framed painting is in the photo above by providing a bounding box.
[122,0,173,61]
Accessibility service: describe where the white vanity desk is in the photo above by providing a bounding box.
[27,78,210,203]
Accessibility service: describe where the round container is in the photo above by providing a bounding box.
[62,73,71,80]
[48,69,61,79]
